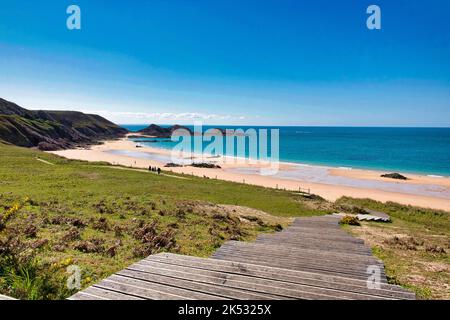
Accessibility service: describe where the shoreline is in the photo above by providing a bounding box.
[48,135,450,212]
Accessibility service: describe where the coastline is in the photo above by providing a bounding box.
[49,135,450,212]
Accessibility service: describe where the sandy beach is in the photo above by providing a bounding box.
[49,135,450,212]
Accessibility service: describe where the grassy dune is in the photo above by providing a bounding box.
[0,143,326,299]
[0,143,448,300]
[338,197,450,299]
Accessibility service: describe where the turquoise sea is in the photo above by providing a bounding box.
[122,125,450,177]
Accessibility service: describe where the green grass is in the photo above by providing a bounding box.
[1,143,448,300]
[0,143,324,218]
[338,197,450,300]
[0,143,327,299]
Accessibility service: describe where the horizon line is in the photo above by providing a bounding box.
[118,123,450,129]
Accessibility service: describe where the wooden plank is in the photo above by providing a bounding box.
[256,236,371,250]
[255,235,372,248]
[154,253,412,298]
[150,253,381,287]
[212,251,384,277]
[118,268,285,300]
[147,254,414,299]
[222,241,382,264]
[254,239,373,255]
[96,275,226,300]
[213,247,384,273]
[212,254,384,281]
[0,294,16,300]
[267,235,360,242]
[131,260,404,300]
[260,231,364,243]
[68,213,416,301]
[68,287,144,300]
[211,254,387,283]
[128,262,341,300]
[213,246,382,269]
[217,243,382,267]
[68,292,105,301]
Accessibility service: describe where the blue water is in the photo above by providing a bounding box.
[122,125,450,176]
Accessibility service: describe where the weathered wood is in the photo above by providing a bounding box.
[69,215,415,300]
[0,294,16,300]
[222,241,382,263]
[217,243,382,267]
[96,275,225,300]
[213,246,382,269]
[68,287,144,300]
[255,239,373,255]
[212,253,385,281]
[213,247,384,272]
[147,254,413,298]
[260,230,364,243]
[130,260,402,300]
[118,268,285,300]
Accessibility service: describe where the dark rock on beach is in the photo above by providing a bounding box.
[381,173,408,180]
[164,163,183,168]
[190,163,222,169]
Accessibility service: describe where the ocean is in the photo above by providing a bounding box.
[122,125,450,176]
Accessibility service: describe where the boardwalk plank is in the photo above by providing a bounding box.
[130,260,398,300]
[146,254,413,299]
[216,243,383,267]
[119,268,284,300]
[222,241,382,263]
[97,275,225,300]
[69,215,415,300]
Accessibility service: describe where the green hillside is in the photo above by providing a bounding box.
[0,98,127,150]
[0,143,448,300]
[0,142,327,299]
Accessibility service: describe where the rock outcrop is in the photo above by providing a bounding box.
[0,98,128,150]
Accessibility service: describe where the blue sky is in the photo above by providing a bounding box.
[1,0,450,126]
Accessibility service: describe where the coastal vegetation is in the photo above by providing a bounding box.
[0,142,318,299]
[0,98,127,150]
[0,142,448,300]
[337,197,450,299]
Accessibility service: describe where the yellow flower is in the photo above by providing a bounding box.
[58,257,74,267]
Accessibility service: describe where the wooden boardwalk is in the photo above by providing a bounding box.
[69,215,415,300]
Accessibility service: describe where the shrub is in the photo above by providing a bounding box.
[339,215,361,226]
[425,244,446,254]
[0,237,71,299]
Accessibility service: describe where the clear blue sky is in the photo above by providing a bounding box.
[1,0,449,126]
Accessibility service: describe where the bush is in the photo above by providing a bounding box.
[339,215,361,226]
[0,237,72,299]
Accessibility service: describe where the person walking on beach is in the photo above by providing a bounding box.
[157,167,161,175]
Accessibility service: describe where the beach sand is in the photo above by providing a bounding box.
[49,135,450,212]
